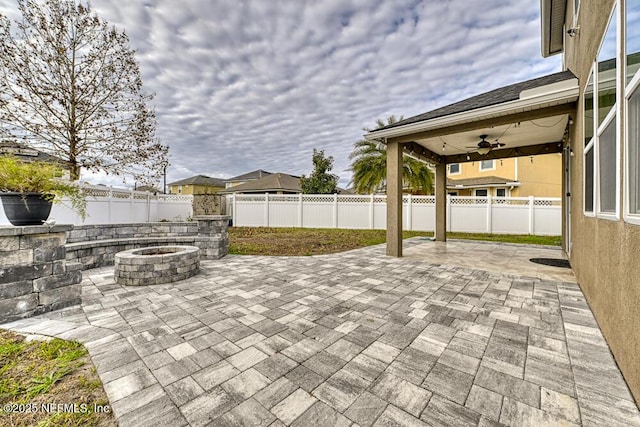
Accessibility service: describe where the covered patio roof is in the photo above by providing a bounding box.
[365,70,578,165]
[369,70,578,256]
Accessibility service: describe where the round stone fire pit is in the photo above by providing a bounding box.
[114,246,200,286]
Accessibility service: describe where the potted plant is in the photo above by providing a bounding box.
[0,156,86,226]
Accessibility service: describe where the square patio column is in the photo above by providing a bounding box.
[386,140,403,257]
[435,162,447,241]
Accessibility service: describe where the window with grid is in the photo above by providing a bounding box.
[448,163,460,174]
[479,160,494,171]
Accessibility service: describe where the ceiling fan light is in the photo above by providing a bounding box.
[477,146,491,155]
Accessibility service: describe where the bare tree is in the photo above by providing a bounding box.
[0,0,168,183]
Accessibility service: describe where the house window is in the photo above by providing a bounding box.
[475,189,488,197]
[626,0,640,86]
[496,188,506,197]
[178,185,183,194]
[597,7,617,127]
[585,147,595,212]
[596,6,618,218]
[448,191,458,196]
[479,160,494,171]
[626,1,640,221]
[599,120,617,213]
[448,163,460,174]
[629,86,640,215]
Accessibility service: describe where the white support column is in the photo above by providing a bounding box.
[146,192,151,222]
[487,195,492,233]
[298,193,303,227]
[265,193,270,227]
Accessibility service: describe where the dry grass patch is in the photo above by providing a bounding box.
[228,227,560,256]
[0,329,116,427]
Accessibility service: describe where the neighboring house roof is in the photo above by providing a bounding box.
[168,175,226,187]
[221,173,301,193]
[0,141,65,164]
[447,176,520,188]
[225,169,272,183]
[371,70,577,133]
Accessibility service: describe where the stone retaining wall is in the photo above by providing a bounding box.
[67,222,198,243]
[0,225,81,323]
[65,216,230,269]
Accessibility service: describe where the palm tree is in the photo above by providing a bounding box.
[349,116,434,194]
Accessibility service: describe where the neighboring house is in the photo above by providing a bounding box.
[224,169,272,189]
[168,175,225,195]
[364,0,640,404]
[446,154,562,197]
[220,173,301,194]
[0,141,65,165]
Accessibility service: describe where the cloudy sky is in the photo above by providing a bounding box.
[1,0,562,188]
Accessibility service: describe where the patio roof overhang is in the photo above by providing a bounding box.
[374,70,579,257]
[365,72,579,165]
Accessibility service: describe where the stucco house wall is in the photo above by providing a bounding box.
[564,0,640,402]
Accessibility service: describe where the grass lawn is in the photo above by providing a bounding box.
[0,329,116,426]
[228,227,561,256]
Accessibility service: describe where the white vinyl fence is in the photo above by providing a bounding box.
[0,184,193,225]
[229,194,562,235]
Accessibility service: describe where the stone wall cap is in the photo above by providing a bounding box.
[194,215,231,220]
[0,224,73,235]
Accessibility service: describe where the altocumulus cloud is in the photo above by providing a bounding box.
[0,0,561,188]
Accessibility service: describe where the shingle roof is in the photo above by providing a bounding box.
[168,175,226,187]
[447,176,518,187]
[0,142,65,164]
[221,173,301,193]
[372,70,577,132]
[226,169,272,182]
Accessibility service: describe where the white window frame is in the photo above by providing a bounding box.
[495,188,507,197]
[592,4,620,221]
[448,163,461,175]
[479,160,495,171]
[624,0,640,225]
[584,66,596,217]
[447,191,458,196]
[474,188,488,197]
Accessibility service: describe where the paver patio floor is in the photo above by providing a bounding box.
[2,239,639,426]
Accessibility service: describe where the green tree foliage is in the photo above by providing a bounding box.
[349,116,434,194]
[0,0,168,183]
[300,149,338,194]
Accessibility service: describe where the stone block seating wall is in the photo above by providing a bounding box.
[0,225,82,323]
[65,216,230,269]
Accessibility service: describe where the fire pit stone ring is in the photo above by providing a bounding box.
[114,245,200,286]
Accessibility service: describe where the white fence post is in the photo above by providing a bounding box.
[130,189,134,222]
[108,186,113,223]
[265,193,269,227]
[298,193,303,227]
[446,194,452,232]
[232,193,237,225]
[333,194,338,228]
[369,194,374,229]
[487,195,492,233]
[407,194,413,231]
[529,195,535,235]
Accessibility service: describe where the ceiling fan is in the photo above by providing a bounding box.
[467,134,505,155]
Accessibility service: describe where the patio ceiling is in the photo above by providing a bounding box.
[365,71,579,165]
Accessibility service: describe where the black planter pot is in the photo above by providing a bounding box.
[1,192,53,226]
